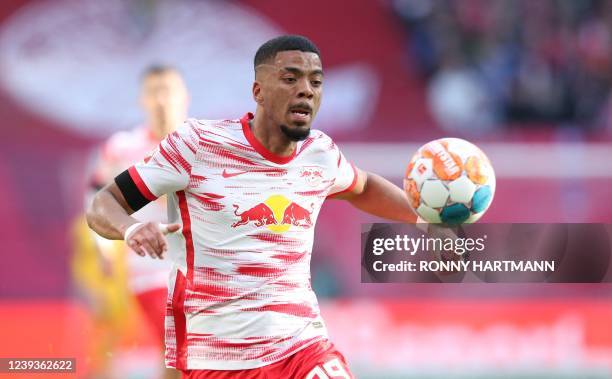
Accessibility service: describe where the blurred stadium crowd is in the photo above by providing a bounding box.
[392,0,611,132]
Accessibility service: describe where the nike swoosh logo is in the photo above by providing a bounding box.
[221,168,286,178]
[222,169,249,178]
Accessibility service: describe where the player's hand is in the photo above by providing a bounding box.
[427,224,463,263]
[427,224,459,241]
[123,222,181,259]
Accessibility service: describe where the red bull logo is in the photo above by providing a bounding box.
[232,203,277,227]
[281,202,313,227]
[232,195,313,232]
[299,166,324,187]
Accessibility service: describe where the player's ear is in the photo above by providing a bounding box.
[253,81,264,105]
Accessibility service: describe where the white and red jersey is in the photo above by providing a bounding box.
[96,126,171,294]
[128,113,357,370]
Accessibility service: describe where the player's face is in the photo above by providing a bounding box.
[140,71,189,129]
[255,51,323,141]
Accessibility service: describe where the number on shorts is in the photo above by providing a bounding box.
[305,358,350,379]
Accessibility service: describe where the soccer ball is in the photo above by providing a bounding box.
[404,138,495,225]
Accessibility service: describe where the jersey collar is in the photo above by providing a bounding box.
[240,112,297,165]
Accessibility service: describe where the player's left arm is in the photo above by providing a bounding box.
[335,167,462,271]
[330,167,418,224]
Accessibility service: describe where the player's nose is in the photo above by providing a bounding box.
[296,79,314,100]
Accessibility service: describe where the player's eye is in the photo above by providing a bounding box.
[283,77,296,83]
[311,80,322,87]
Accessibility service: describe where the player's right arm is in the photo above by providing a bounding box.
[87,182,178,259]
[87,182,136,240]
[86,120,199,259]
[87,182,180,258]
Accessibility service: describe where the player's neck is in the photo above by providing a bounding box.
[251,112,296,157]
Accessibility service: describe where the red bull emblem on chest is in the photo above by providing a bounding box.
[299,166,324,187]
[232,195,314,233]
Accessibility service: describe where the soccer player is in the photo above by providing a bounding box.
[87,35,418,378]
[91,65,188,379]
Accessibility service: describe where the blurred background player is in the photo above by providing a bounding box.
[70,215,132,379]
[90,65,189,379]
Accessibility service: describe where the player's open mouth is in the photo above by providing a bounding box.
[290,107,311,115]
[289,107,312,122]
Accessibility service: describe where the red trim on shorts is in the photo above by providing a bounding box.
[240,112,296,165]
[128,166,158,201]
[326,163,358,198]
[172,271,188,370]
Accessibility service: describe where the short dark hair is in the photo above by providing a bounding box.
[254,35,321,69]
[141,64,179,82]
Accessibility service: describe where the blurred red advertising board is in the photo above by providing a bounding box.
[320,299,612,376]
